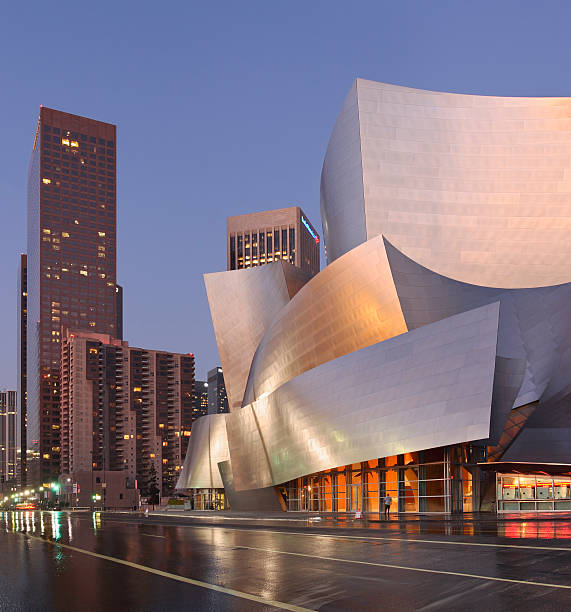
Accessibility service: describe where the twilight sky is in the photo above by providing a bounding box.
[1,1,570,387]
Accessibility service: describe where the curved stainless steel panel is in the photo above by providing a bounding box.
[205,260,310,410]
[176,413,229,490]
[230,303,503,490]
[242,237,407,405]
[384,238,571,411]
[321,79,571,288]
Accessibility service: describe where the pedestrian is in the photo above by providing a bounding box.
[384,493,392,519]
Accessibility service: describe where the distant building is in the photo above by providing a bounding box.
[17,254,27,486]
[193,381,209,419]
[207,367,228,415]
[27,107,120,485]
[0,391,17,490]
[60,330,195,500]
[227,206,320,276]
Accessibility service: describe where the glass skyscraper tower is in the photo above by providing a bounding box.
[26,107,118,484]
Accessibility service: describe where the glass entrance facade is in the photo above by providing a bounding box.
[497,473,571,512]
[285,445,480,515]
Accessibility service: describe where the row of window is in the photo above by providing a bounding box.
[230,228,295,270]
[42,125,114,148]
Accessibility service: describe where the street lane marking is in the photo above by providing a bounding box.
[140,533,166,538]
[232,544,571,590]
[23,534,315,612]
[97,517,571,552]
[180,524,571,553]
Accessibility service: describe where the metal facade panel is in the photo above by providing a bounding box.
[176,413,229,489]
[320,81,367,264]
[322,79,571,288]
[243,237,407,405]
[229,303,501,490]
[204,260,309,411]
[384,238,571,413]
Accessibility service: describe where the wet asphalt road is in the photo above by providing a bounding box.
[1,511,571,611]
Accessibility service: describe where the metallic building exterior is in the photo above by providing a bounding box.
[321,79,571,289]
[178,80,571,501]
[205,260,311,411]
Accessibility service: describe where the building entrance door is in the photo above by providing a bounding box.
[350,484,362,512]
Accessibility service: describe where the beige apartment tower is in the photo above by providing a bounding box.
[60,330,195,503]
[227,206,320,276]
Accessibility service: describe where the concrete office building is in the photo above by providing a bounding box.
[26,107,119,485]
[178,81,571,515]
[207,367,229,415]
[60,330,195,503]
[0,391,17,491]
[227,206,320,277]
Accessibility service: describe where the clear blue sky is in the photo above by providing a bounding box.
[1,1,570,387]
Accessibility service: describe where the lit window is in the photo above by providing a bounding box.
[150,453,155,458]
[80,270,88,276]
[42,178,51,184]
[62,232,70,238]
[89,348,98,354]
[133,386,142,392]
[71,141,79,147]
[183,431,191,436]
[89,322,96,327]
[98,253,105,258]
[74,219,79,225]
[162,441,168,446]
[123,434,130,440]
[42,454,50,459]
[42,228,51,234]
[61,138,70,146]
[98,231,105,237]
[162,459,168,464]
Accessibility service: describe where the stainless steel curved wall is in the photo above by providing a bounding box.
[185,303,512,491]
[242,237,407,405]
[176,413,229,490]
[205,260,310,410]
[321,79,571,288]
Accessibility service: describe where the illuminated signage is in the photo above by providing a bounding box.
[301,216,319,244]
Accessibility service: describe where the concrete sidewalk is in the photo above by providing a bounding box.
[143,508,571,524]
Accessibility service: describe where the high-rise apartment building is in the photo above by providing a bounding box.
[17,254,27,485]
[27,107,119,485]
[227,206,320,276]
[194,381,209,419]
[60,330,195,496]
[0,391,17,490]
[207,367,229,415]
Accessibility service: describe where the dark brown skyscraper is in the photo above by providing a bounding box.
[27,107,118,485]
[17,254,27,485]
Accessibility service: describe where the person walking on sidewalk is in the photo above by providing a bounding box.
[384,494,392,519]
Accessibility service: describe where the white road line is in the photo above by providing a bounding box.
[181,523,571,553]
[95,517,571,552]
[140,533,166,539]
[232,544,571,590]
[22,534,315,612]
